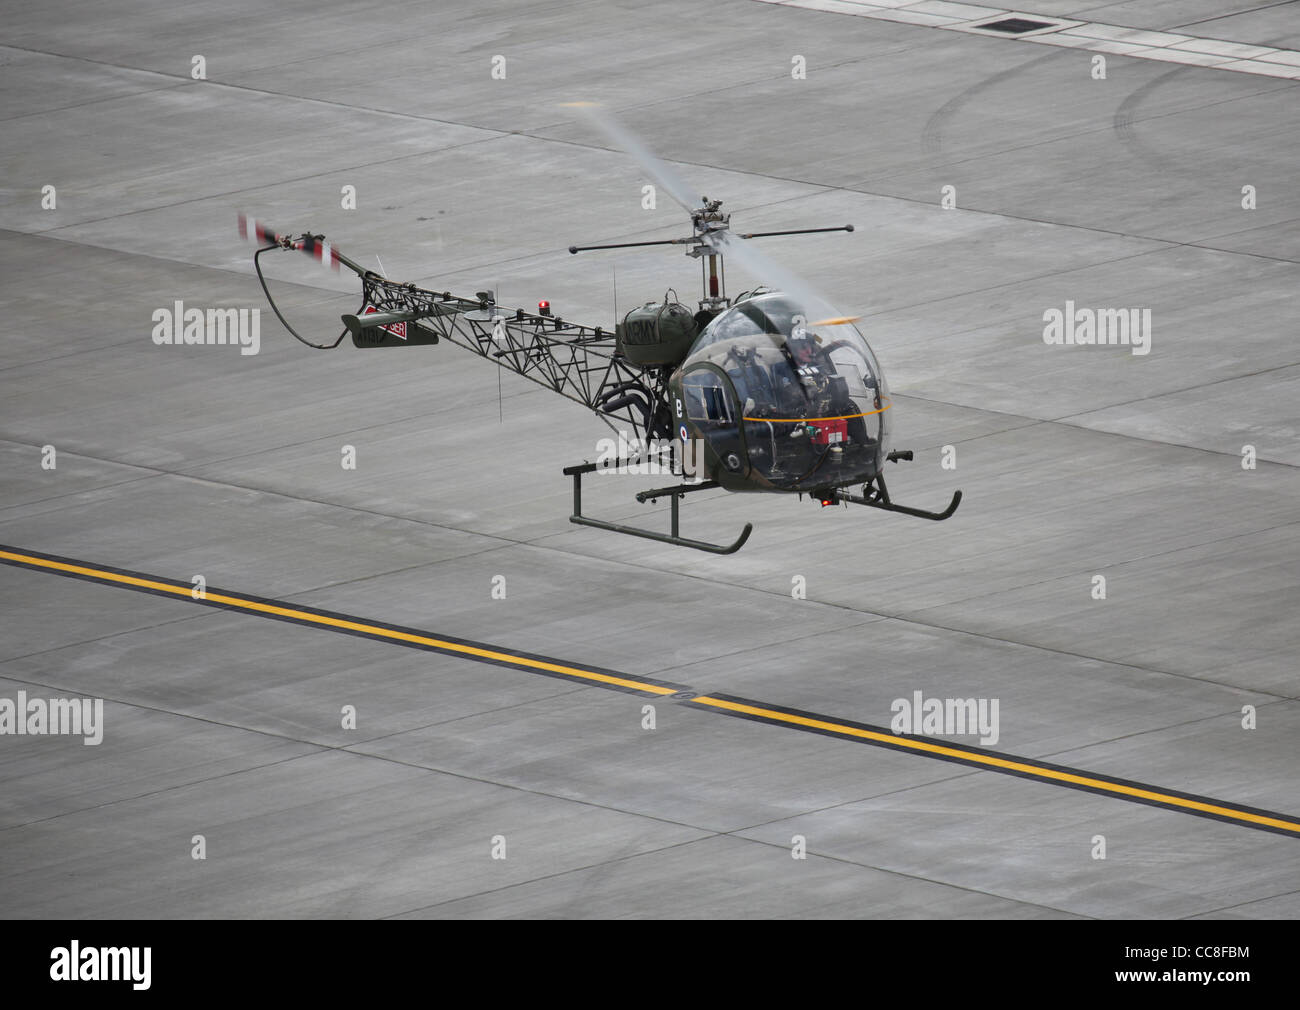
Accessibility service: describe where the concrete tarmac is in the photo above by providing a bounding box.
[1,0,1297,918]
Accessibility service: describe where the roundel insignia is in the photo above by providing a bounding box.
[679,424,689,443]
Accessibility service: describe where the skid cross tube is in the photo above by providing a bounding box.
[562,461,753,554]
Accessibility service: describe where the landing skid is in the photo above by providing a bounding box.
[826,460,962,521]
[562,460,753,555]
[562,449,958,554]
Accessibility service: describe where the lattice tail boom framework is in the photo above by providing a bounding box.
[361,273,669,443]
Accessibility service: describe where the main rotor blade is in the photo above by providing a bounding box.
[562,102,703,213]
[711,230,849,325]
[560,103,861,324]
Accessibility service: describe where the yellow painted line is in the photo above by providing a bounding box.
[0,549,678,698]
[8,545,1298,837]
[743,399,893,424]
[690,696,1300,835]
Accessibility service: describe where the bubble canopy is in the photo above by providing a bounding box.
[675,293,891,491]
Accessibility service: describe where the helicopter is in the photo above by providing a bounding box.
[240,104,960,554]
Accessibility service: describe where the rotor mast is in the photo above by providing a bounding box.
[689,198,729,313]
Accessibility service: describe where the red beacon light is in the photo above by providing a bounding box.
[538,300,552,317]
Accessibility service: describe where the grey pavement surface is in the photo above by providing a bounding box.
[1,0,1297,918]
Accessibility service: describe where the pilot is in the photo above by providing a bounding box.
[786,331,834,403]
[790,333,819,367]
[786,330,870,446]
[790,329,851,368]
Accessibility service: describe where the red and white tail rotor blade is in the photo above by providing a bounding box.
[297,233,341,271]
[237,212,341,271]
[237,212,285,246]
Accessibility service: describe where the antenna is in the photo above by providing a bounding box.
[497,281,503,423]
